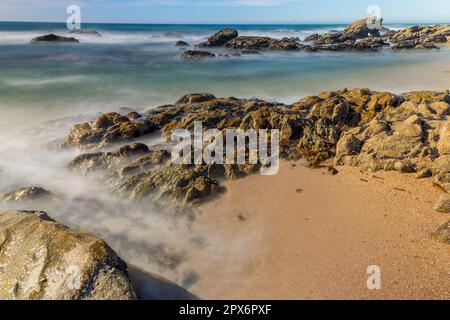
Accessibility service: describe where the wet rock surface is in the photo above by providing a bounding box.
[181,50,216,60]
[198,28,238,47]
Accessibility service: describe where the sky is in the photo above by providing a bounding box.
[0,0,449,24]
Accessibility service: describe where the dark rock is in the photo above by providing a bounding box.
[31,34,79,43]
[181,50,215,60]
[225,36,302,50]
[175,40,190,47]
[198,28,238,47]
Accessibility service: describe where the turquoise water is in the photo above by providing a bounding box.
[1,22,449,124]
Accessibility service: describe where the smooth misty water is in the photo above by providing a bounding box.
[0,22,449,295]
[1,22,449,124]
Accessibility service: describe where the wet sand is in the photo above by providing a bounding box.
[192,161,450,300]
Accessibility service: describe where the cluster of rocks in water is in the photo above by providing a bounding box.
[181,19,450,59]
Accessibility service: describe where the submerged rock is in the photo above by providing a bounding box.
[31,34,79,43]
[225,36,302,50]
[68,29,101,37]
[181,50,216,60]
[62,89,449,209]
[2,187,53,202]
[175,40,190,47]
[0,210,136,300]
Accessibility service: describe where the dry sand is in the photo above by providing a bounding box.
[189,160,450,300]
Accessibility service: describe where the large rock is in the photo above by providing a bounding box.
[342,18,381,40]
[198,28,238,47]
[60,112,157,150]
[0,210,136,300]
[31,34,79,43]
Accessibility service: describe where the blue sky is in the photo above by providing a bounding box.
[0,0,449,24]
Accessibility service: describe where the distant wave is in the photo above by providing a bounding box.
[1,75,88,87]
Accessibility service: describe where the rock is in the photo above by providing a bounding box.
[0,210,136,300]
[432,220,450,243]
[327,166,339,175]
[31,34,79,43]
[2,187,53,202]
[416,168,432,179]
[342,18,381,39]
[60,112,157,150]
[434,194,450,213]
[181,50,215,60]
[175,40,190,47]
[240,50,261,55]
[225,36,302,50]
[68,143,151,174]
[198,28,238,47]
[68,30,101,36]
[176,93,216,104]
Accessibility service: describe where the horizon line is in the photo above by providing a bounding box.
[1,20,449,26]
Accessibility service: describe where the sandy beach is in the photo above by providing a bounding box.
[193,161,450,300]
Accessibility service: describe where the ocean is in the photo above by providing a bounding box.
[1,21,449,125]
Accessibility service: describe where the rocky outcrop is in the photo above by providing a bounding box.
[0,210,136,300]
[342,18,381,39]
[31,34,80,43]
[181,50,216,60]
[59,112,157,151]
[198,28,238,47]
[62,89,448,211]
[387,25,450,50]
